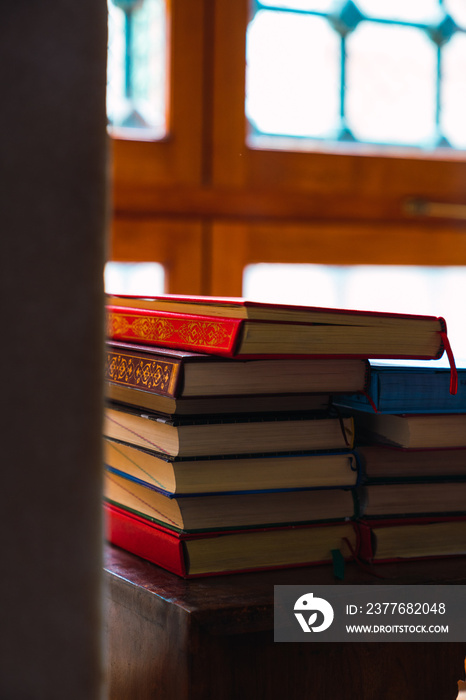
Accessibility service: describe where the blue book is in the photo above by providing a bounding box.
[334,364,466,414]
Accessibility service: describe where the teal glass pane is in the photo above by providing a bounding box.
[346,23,437,145]
[355,0,441,23]
[246,10,340,138]
[444,0,466,30]
[442,34,466,148]
[257,1,334,11]
[107,0,166,135]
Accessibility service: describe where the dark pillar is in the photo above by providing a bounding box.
[0,2,108,698]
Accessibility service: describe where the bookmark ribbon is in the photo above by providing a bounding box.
[331,549,345,580]
[440,331,458,395]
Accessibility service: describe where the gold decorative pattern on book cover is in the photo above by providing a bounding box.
[107,311,236,351]
[106,350,180,397]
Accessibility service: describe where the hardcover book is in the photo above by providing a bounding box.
[106,294,451,362]
[335,364,466,414]
[350,411,466,449]
[106,340,367,415]
[357,445,466,482]
[358,481,466,518]
[108,386,329,416]
[105,438,361,494]
[357,516,466,563]
[104,502,358,577]
[104,405,355,457]
[104,468,358,531]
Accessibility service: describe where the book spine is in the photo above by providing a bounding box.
[104,502,188,576]
[107,306,242,356]
[105,347,182,398]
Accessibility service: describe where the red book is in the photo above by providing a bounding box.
[104,502,358,578]
[357,516,466,563]
[106,294,450,362]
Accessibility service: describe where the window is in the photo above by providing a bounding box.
[107,0,167,138]
[246,0,466,150]
[244,263,466,365]
[105,261,165,295]
[108,0,466,355]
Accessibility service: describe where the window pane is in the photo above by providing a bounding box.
[257,0,334,10]
[105,262,165,295]
[356,0,440,23]
[346,23,437,145]
[442,34,466,149]
[246,11,340,138]
[107,0,167,136]
[243,264,466,366]
[444,0,466,30]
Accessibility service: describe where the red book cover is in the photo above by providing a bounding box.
[107,307,241,357]
[105,502,188,576]
[104,502,358,578]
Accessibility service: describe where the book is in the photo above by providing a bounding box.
[104,405,355,457]
[105,438,361,494]
[106,292,448,327]
[104,469,357,531]
[350,411,466,449]
[108,386,329,416]
[106,295,450,361]
[358,482,466,518]
[104,502,358,577]
[106,341,367,415]
[335,364,466,414]
[357,517,466,563]
[357,445,466,482]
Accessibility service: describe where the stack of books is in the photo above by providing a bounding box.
[103,293,455,577]
[335,364,466,564]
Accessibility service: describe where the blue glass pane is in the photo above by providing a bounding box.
[442,34,466,148]
[346,23,437,146]
[355,0,441,23]
[107,0,166,135]
[257,1,334,11]
[246,10,340,138]
[444,0,466,30]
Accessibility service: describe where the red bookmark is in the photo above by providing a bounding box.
[440,331,458,395]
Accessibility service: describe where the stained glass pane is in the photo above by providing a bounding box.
[355,0,440,23]
[444,0,466,30]
[346,23,436,145]
[442,34,466,148]
[107,0,166,136]
[257,0,334,10]
[246,10,340,138]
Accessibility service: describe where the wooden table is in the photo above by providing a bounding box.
[104,544,466,700]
